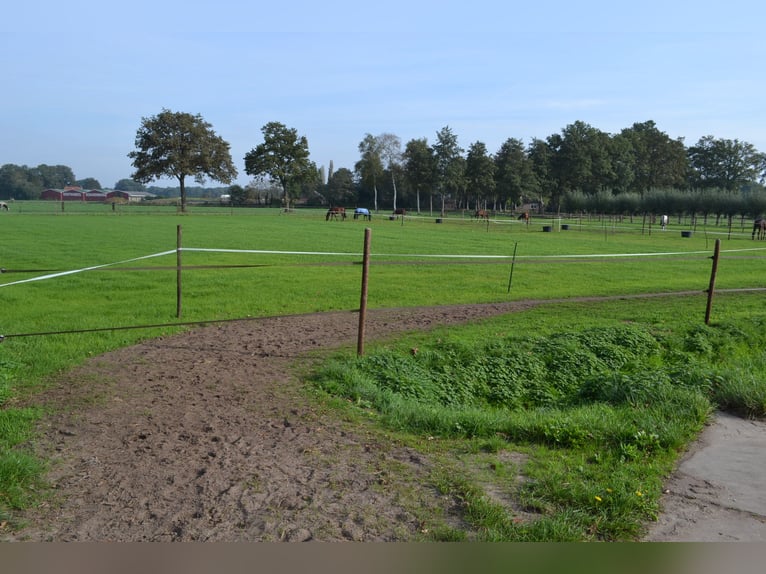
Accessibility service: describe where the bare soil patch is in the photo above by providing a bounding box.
[4,302,540,541]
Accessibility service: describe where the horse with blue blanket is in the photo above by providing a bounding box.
[354,208,371,221]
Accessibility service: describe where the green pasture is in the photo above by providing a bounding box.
[1,204,763,330]
[1,202,765,537]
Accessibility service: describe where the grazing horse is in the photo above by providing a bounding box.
[517,212,529,224]
[660,214,669,230]
[0,202,8,211]
[392,208,406,219]
[474,209,489,220]
[353,207,371,221]
[752,218,766,240]
[326,206,346,221]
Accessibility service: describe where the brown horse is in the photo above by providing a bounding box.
[752,218,766,240]
[474,209,489,220]
[326,206,346,221]
[517,212,529,224]
[392,208,406,219]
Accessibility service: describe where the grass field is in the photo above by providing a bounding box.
[1,202,765,538]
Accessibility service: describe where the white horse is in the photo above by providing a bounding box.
[0,202,8,211]
[660,214,668,230]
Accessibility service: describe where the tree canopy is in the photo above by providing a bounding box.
[114,178,146,192]
[432,126,465,215]
[244,122,317,209]
[688,135,765,191]
[402,138,436,214]
[76,177,102,190]
[355,134,384,212]
[0,163,77,200]
[128,109,238,212]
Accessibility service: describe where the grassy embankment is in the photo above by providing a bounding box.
[312,294,766,540]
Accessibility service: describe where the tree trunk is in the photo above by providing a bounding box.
[179,175,187,213]
[391,173,397,212]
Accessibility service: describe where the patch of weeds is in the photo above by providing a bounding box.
[245,474,262,492]
[311,312,766,540]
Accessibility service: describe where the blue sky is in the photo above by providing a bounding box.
[2,0,764,188]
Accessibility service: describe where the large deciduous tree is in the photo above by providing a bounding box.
[0,164,40,199]
[76,177,102,190]
[355,134,384,212]
[618,120,688,193]
[128,109,237,212]
[688,135,764,191]
[432,126,464,216]
[325,167,357,206]
[547,121,614,198]
[376,133,402,211]
[0,163,78,199]
[34,164,77,189]
[402,138,436,214]
[494,138,536,209]
[244,122,317,210]
[465,141,495,210]
[114,178,146,191]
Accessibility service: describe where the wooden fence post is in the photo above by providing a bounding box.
[705,238,721,325]
[357,228,372,357]
[177,224,182,319]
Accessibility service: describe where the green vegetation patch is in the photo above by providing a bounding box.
[311,311,766,540]
[0,406,45,513]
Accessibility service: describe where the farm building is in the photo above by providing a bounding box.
[84,190,107,201]
[40,188,88,201]
[107,190,156,202]
[40,189,155,202]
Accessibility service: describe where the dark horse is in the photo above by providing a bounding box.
[326,206,346,221]
[753,218,766,240]
[517,212,529,224]
[474,209,489,220]
[353,207,371,221]
[392,208,406,219]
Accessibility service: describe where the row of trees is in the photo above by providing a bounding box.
[0,164,104,200]
[562,188,766,226]
[3,110,765,213]
[344,122,766,215]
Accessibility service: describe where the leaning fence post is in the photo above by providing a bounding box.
[357,228,372,357]
[705,238,721,325]
[177,224,183,319]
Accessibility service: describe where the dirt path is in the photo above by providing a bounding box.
[4,302,540,541]
[4,299,764,542]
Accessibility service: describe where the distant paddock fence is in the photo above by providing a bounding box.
[2,226,766,351]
